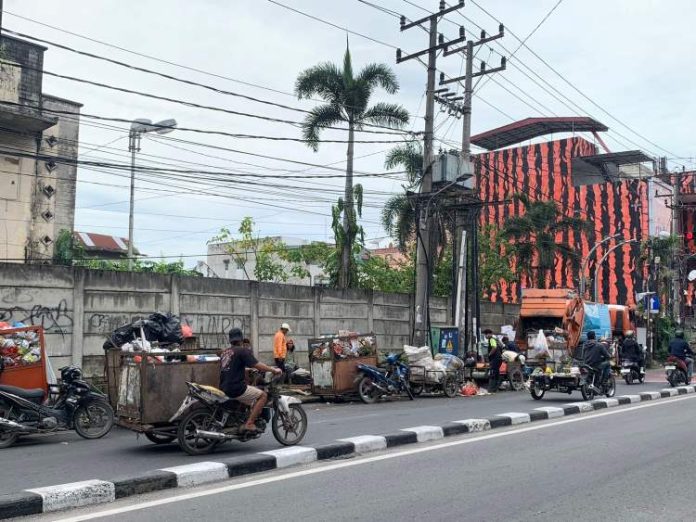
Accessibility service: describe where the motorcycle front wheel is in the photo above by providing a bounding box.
[74,400,114,440]
[530,382,545,400]
[604,376,616,398]
[581,383,595,401]
[272,404,308,446]
[358,376,380,404]
[177,408,220,456]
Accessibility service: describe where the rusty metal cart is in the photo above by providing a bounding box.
[308,333,378,398]
[104,348,220,444]
[408,365,463,397]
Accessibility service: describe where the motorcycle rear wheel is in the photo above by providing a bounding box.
[410,383,424,396]
[0,405,19,449]
[604,376,616,398]
[358,376,380,404]
[177,408,220,456]
[443,376,458,398]
[74,400,114,440]
[624,374,632,385]
[272,404,308,446]
[581,383,595,401]
[530,382,545,400]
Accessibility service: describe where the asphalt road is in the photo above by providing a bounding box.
[22,388,696,522]
[0,380,669,494]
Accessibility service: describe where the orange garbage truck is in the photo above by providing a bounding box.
[514,288,634,371]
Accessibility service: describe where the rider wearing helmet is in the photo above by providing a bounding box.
[220,328,282,433]
[668,329,694,383]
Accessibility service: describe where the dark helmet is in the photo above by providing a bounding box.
[60,366,82,384]
[228,328,244,344]
[675,329,685,339]
[587,331,596,340]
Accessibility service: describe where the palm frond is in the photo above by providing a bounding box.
[300,103,344,151]
[355,63,399,94]
[361,102,409,129]
[384,142,423,186]
[295,63,344,103]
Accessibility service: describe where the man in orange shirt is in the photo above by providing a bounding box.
[273,322,291,373]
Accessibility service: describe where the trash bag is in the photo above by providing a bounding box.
[532,329,550,358]
[148,312,183,344]
[104,324,137,350]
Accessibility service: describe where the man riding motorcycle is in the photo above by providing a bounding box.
[620,330,644,375]
[581,331,611,389]
[668,329,694,383]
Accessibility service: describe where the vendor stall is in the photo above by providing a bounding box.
[308,333,377,397]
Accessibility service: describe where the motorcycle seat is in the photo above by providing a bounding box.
[0,384,45,400]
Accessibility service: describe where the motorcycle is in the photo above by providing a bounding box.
[579,363,616,401]
[171,372,307,456]
[355,353,414,404]
[665,355,690,387]
[620,360,644,385]
[0,365,114,449]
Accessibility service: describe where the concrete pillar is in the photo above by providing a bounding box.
[170,275,180,315]
[367,290,374,334]
[250,281,259,356]
[71,268,85,367]
[313,287,321,337]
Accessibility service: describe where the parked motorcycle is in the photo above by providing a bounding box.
[579,363,616,401]
[0,365,114,449]
[665,356,690,387]
[620,360,644,385]
[171,372,307,456]
[355,353,414,404]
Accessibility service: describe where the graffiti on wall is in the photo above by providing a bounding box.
[0,289,73,335]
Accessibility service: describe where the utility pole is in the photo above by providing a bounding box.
[127,129,141,270]
[672,163,683,324]
[440,25,505,352]
[397,0,466,347]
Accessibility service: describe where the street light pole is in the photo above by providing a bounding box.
[593,239,638,302]
[126,118,177,270]
[579,233,622,297]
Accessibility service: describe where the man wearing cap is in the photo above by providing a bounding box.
[274,323,291,373]
[221,328,281,433]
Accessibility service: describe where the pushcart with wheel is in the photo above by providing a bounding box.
[408,366,463,398]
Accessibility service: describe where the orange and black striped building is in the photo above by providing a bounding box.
[474,133,666,306]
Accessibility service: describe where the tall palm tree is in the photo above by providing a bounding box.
[500,194,590,289]
[295,43,409,289]
[381,142,422,252]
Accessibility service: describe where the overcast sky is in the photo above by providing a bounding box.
[6,0,695,266]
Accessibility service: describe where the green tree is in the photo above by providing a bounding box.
[501,194,589,289]
[209,217,289,283]
[479,224,517,298]
[381,142,421,252]
[295,43,409,288]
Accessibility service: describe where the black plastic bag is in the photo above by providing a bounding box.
[157,313,183,344]
[103,324,136,350]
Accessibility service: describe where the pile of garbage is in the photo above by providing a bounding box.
[0,325,41,368]
[103,313,208,364]
[403,345,464,383]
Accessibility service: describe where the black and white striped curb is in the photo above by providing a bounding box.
[2,385,693,519]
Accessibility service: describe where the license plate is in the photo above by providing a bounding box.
[620,369,630,374]
[665,365,676,371]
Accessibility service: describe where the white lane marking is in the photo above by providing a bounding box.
[336,435,386,453]
[158,462,228,488]
[259,447,317,468]
[400,425,444,442]
[496,412,531,425]
[51,394,696,522]
[27,480,115,513]
[533,407,564,419]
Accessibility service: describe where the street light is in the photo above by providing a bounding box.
[579,233,622,297]
[127,118,177,269]
[593,239,638,302]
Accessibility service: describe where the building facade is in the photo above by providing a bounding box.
[0,35,81,263]
[473,122,669,306]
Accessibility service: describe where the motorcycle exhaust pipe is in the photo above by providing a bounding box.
[194,429,230,440]
[0,416,32,432]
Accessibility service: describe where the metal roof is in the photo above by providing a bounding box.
[73,232,139,255]
[471,117,609,150]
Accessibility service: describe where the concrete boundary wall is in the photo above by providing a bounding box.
[0,264,517,376]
